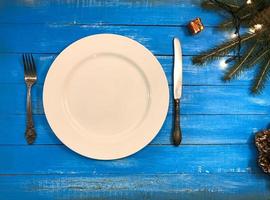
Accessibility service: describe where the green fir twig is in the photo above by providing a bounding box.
[192,32,257,65]
[223,41,257,80]
[251,57,270,93]
[194,0,270,94]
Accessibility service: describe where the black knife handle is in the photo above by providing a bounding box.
[173,99,182,146]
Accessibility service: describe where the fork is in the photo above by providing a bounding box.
[23,54,37,144]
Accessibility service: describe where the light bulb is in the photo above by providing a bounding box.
[254,24,263,30]
[247,0,252,4]
[230,33,238,39]
[219,59,228,70]
[249,24,263,33]
[249,27,255,33]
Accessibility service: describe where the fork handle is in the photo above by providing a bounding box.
[25,84,36,144]
[173,99,182,146]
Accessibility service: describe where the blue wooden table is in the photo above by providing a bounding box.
[1,1,270,199]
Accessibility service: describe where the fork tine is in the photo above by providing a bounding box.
[27,54,33,76]
[23,53,37,78]
[25,54,30,75]
[22,54,27,74]
[23,54,31,76]
[30,54,36,75]
[26,54,32,75]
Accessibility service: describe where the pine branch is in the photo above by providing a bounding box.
[248,49,270,67]
[218,13,253,30]
[212,1,270,29]
[223,42,257,81]
[201,1,222,10]
[251,56,270,93]
[195,0,270,94]
[201,0,240,10]
[252,6,270,25]
[218,20,235,30]
[192,32,257,65]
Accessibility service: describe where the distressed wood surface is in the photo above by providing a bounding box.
[1,84,270,115]
[0,0,270,199]
[0,0,223,25]
[1,174,269,200]
[0,54,264,86]
[0,144,261,174]
[1,114,268,145]
[0,24,230,55]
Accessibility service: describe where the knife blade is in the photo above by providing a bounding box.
[174,38,182,99]
[172,37,182,146]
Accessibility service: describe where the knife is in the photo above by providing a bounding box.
[173,37,182,146]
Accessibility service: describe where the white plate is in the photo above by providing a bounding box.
[43,34,169,160]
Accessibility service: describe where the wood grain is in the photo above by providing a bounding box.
[0,54,262,86]
[0,145,261,174]
[1,0,269,199]
[1,174,269,200]
[1,84,269,115]
[0,114,268,145]
[0,0,223,26]
[0,24,230,55]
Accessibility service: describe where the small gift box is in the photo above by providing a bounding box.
[188,18,204,35]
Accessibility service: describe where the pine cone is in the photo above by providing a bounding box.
[255,129,270,173]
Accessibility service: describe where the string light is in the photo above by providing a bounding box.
[249,27,255,33]
[230,33,238,39]
[249,24,263,33]
[254,24,263,30]
[219,59,228,70]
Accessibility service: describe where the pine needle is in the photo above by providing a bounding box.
[192,32,257,65]
[194,0,270,94]
[201,1,221,10]
[223,42,257,81]
[251,57,270,93]
[201,1,240,10]
[248,49,270,67]
[218,13,253,30]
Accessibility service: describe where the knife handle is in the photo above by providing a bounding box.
[173,99,182,146]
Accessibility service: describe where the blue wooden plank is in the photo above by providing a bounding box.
[0,173,269,200]
[1,0,223,26]
[0,145,261,174]
[0,1,268,199]
[0,24,233,55]
[0,84,269,115]
[0,54,261,86]
[0,114,268,145]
